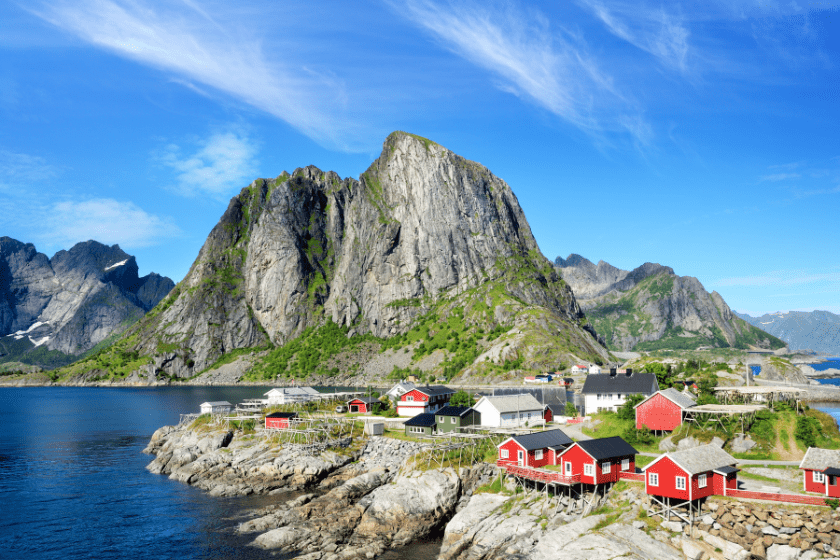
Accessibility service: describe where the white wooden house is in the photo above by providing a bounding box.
[200,401,233,415]
[264,387,321,405]
[571,364,589,374]
[473,394,546,428]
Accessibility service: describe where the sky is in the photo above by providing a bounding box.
[1,0,838,316]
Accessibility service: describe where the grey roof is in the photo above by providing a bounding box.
[349,397,380,404]
[714,466,739,475]
[580,372,659,395]
[481,394,544,413]
[512,429,573,451]
[405,413,437,427]
[800,447,840,471]
[574,437,638,461]
[415,385,455,396]
[638,388,696,410]
[436,406,474,417]
[200,401,232,407]
[824,468,840,476]
[265,387,320,396]
[654,444,737,476]
[387,381,416,394]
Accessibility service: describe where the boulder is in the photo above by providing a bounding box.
[659,437,677,452]
[766,544,801,560]
[677,437,701,450]
[731,434,757,454]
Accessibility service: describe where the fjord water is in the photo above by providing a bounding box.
[0,386,292,560]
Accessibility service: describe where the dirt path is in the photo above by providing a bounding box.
[771,414,803,462]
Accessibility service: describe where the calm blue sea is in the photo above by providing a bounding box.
[0,386,431,560]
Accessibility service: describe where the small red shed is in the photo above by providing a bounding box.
[644,444,738,502]
[799,447,840,497]
[498,429,573,468]
[347,397,380,414]
[557,437,638,485]
[265,411,298,429]
[543,405,555,423]
[635,388,696,432]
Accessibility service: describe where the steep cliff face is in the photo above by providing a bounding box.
[119,132,609,378]
[736,310,840,355]
[0,237,174,367]
[555,254,785,352]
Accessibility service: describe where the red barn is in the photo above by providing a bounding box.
[557,437,638,485]
[498,429,573,468]
[644,444,738,503]
[799,448,840,497]
[265,412,298,429]
[347,397,380,413]
[635,388,696,432]
[397,385,455,417]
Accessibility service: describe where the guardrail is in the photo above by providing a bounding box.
[619,472,645,482]
[726,489,829,506]
[496,460,582,485]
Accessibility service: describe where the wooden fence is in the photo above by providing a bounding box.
[725,489,829,506]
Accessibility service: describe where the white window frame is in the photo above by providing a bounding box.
[439,416,444,423]
[698,474,707,488]
[601,461,611,474]
[407,396,414,401]
[675,476,687,490]
[584,463,594,476]
[621,458,630,471]
[565,461,572,475]
[501,449,509,459]
[648,472,659,486]
[535,449,543,460]
[814,471,826,483]
[450,417,456,424]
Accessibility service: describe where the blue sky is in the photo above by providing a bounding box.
[1,0,838,316]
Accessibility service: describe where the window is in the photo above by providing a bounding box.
[698,474,707,488]
[814,471,826,483]
[451,418,456,424]
[501,449,509,459]
[648,473,659,486]
[675,476,686,490]
[601,462,611,474]
[597,393,602,400]
[584,464,594,476]
[439,417,444,423]
[407,396,414,401]
[535,450,543,460]
[621,458,630,471]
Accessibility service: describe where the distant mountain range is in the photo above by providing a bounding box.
[0,237,174,368]
[555,254,786,352]
[735,310,840,356]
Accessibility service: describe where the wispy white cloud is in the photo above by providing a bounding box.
[760,172,801,182]
[392,0,649,143]
[38,198,181,249]
[577,0,690,71]
[30,0,363,150]
[156,129,258,198]
[0,149,59,191]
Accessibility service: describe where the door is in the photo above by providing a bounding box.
[517,450,524,466]
[565,461,572,476]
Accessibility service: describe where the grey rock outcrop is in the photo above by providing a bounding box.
[120,132,609,377]
[737,310,840,356]
[0,237,173,367]
[555,253,785,352]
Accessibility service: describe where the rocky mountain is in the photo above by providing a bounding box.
[555,254,785,352]
[736,310,840,355]
[70,132,610,381]
[0,238,174,368]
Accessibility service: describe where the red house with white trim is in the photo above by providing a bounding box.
[635,388,696,432]
[497,429,573,468]
[397,386,455,417]
[347,397,380,413]
[643,444,738,502]
[800,447,840,497]
[556,437,638,485]
[265,411,298,429]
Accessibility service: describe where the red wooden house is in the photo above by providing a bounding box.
[799,447,840,497]
[265,412,298,429]
[347,397,380,413]
[497,429,573,468]
[556,437,638,485]
[643,444,738,520]
[634,388,696,432]
[397,386,455,417]
[543,405,555,423]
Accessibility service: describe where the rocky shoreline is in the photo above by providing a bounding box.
[143,421,840,560]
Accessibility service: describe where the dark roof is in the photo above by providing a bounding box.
[404,413,437,427]
[415,385,454,396]
[574,437,638,460]
[348,396,380,404]
[436,405,474,417]
[714,466,740,475]
[824,467,840,476]
[580,373,659,394]
[511,429,573,451]
[265,412,298,419]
